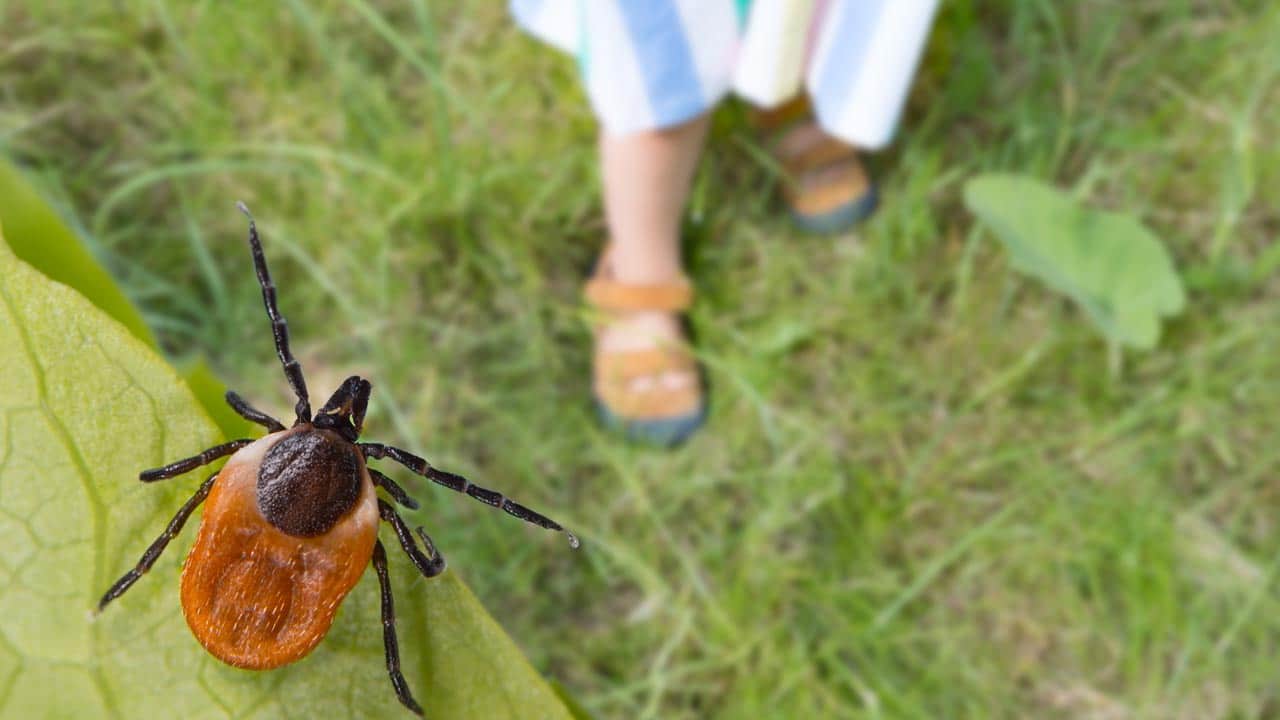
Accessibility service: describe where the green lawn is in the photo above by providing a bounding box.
[3,1,1279,717]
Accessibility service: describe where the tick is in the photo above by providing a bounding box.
[97,203,578,716]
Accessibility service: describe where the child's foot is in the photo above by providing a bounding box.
[757,97,879,233]
[776,122,878,233]
[586,250,706,446]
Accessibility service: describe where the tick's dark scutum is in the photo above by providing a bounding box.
[257,429,362,537]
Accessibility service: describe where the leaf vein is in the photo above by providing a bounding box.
[0,280,123,720]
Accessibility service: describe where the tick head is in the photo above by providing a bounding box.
[312,375,372,442]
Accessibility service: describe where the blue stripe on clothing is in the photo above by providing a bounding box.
[616,0,708,129]
[814,1,887,120]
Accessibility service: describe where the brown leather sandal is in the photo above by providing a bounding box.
[755,95,879,233]
[584,250,706,446]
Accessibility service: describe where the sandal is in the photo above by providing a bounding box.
[584,249,707,446]
[755,95,879,234]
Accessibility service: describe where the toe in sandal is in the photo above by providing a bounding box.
[585,263,706,447]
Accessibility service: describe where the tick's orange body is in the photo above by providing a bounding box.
[179,428,379,669]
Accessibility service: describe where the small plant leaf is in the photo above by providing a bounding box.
[0,229,575,717]
[964,173,1186,349]
[0,159,157,347]
[0,158,250,439]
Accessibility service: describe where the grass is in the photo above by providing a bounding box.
[3,0,1280,717]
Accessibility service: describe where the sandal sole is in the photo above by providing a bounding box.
[594,398,707,448]
[790,184,879,235]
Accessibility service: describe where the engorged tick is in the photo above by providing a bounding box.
[97,202,578,716]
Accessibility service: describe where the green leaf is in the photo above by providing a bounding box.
[0,159,157,347]
[964,173,1186,350]
[0,232,575,717]
[0,158,250,440]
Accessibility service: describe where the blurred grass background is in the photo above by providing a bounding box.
[2,1,1279,717]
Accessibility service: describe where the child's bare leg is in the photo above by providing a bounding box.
[602,114,709,283]
[598,114,710,393]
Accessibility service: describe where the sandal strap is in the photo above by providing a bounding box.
[595,347,695,380]
[597,381,702,419]
[752,95,858,176]
[585,246,703,422]
[594,348,701,419]
[585,276,693,312]
[752,94,811,133]
[784,159,872,215]
[779,134,858,177]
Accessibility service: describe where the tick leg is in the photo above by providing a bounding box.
[139,439,254,482]
[362,443,579,549]
[224,391,286,433]
[97,472,217,611]
[370,468,421,510]
[237,202,311,425]
[378,499,445,578]
[372,540,424,717]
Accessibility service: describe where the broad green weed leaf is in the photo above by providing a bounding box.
[0,159,156,347]
[0,232,575,718]
[0,158,249,439]
[964,173,1186,349]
